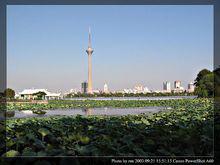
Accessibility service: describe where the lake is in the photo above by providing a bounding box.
[9,106,168,119]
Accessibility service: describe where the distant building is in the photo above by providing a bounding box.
[154,90,162,93]
[81,81,88,94]
[174,81,181,89]
[188,82,195,93]
[123,88,133,94]
[69,88,79,94]
[123,85,150,94]
[103,83,109,93]
[163,81,171,93]
[172,87,184,93]
[143,87,150,93]
[173,81,184,93]
[15,93,19,99]
[93,89,101,94]
[19,89,61,100]
[134,84,143,93]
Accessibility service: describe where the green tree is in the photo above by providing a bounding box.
[0,92,4,98]
[195,72,214,97]
[194,69,211,86]
[214,67,220,98]
[4,88,15,99]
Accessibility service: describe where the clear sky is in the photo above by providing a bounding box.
[7,5,213,93]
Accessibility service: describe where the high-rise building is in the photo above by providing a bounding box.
[104,83,109,93]
[188,82,195,93]
[173,80,185,93]
[174,81,181,89]
[163,81,171,93]
[81,81,88,94]
[86,27,94,94]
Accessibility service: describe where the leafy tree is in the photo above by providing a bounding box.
[195,72,214,97]
[0,92,4,98]
[4,88,15,99]
[214,67,220,97]
[194,69,211,86]
[195,86,208,97]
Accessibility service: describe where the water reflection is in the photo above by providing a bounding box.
[11,106,165,119]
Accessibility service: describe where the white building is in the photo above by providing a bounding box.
[163,81,171,93]
[188,82,195,93]
[103,83,109,93]
[69,88,79,94]
[123,85,150,94]
[19,89,61,100]
[14,93,20,99]
[93,89,101,94]
[134,84,143,93]
[154,90,162,93]
[123,88,133,94]
[143,87,151,93]
[173,87,185,93]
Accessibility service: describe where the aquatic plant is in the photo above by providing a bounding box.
[3,99,213,156]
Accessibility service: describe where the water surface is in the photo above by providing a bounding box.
[11,107,167,119]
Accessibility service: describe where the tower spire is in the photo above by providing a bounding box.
[88,26,91,48]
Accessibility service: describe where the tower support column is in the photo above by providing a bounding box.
[88,54,92,93]
[86,27,93,94]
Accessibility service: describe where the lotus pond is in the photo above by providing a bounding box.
[1,98,214,156]
[5,98,201,111]
[7,107,166,119]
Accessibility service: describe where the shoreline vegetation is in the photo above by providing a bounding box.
[4,98,201,111]
[2,98,213,156]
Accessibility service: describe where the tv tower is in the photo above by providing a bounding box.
[86,27,94,94]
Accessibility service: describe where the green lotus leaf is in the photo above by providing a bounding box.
[36,151,47,157]
[2,150,20,157]
[22,147,37,156]
[38,128,50,137]
[79,136,90,144]
[33,139,46,150]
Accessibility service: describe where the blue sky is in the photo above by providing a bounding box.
[7,5,213,93]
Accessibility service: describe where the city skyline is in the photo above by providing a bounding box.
[7,5,213,92]
[16,80,195,94]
